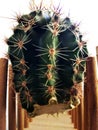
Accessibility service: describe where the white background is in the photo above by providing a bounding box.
[0,0,98,57]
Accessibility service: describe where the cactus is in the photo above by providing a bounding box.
[7,1,88,116]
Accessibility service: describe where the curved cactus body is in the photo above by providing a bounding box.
[7,5,88,115]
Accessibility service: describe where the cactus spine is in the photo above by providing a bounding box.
[7,1,88,115]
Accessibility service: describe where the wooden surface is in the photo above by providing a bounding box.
[86,57,98,130]
[84,75,88,130]
[96,46,98,62]
[29,112,76,130]
[24,110,29,128]
[9,65,16,130]
[0,58,8,130]
[77,98,84,130]
[17,94,24,130]
[74,108,78,129]
[17,112,77,130]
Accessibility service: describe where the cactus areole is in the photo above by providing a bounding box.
[7,2,88,116]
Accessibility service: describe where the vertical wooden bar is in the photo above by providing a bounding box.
[84,75,88,130]
[71,110,73,123]
[71,108,77,128]
[72,109,75,124]
[81,98,84,130]
[68,110,72,115]
[96,46,98,63]
[75,107,78,129]
[17,94,24,130]
[24,110,29,128]
[77,98,84,130]
[72,107,78,129]
[0,58,8,130]
[96,46,98,89]
[86,57,98,130]
[9,65,16,130]
[29,117,33,122]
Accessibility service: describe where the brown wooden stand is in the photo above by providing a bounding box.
[96,46,98,62]
[72,109,75,124]
[84,75,88,130]
[86,57,98,130]
[77,98,84,130]
[75,108,78,129]
[9,65,16,130]
[71,109,74,123]
[24,110,29,128]
[72,107,78,129]
[29,117,33,122]
[0,58,8,130]
[17,94,24,130]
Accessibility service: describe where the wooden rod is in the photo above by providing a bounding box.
[73,107,78,129]
[69,107,79,128]
[71,108,77,128]
[17,94,24,130]
[81,97,84,130]
[86,57,98,130]
[29,117,33,122]
[68,110,72,115]
[24,110,29,128]
[72,109,75,124]
[8,65,16,130]
[77,98,84,130]
[96,46,98,63]
[0,58,8,130]
[84,75,88,130]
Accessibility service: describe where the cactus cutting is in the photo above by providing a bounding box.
[7,0,88,116]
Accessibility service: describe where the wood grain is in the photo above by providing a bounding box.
[0,58,8,130]
[86,57,98,130]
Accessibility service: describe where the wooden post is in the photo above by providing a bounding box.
[24,110,29,128]
[72,107,78,129]
[71,110,73,123]
[29,117,33,122]
[71,108,77,128]
[17,94,24,130]
[75,108,78,129]
[9,65,16,130]
[86,57,98,130]
[68,110,72,115]
[72,109,75,124]
[77,98,84,130]
[0,58,8,130]
[84,75,88,130]
[96,46,98,63]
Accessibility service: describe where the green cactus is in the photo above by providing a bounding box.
[7,1,88,116]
